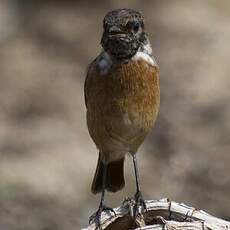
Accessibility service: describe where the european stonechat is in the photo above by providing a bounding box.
[84,9,160,228]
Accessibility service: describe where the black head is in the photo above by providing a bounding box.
[101,9,147,61]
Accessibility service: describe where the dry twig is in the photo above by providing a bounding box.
[82,198,230,230]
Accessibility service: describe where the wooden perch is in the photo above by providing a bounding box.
[82,198,230,230]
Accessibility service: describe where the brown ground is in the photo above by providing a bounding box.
[0,0,229,229]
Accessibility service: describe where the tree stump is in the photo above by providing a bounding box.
[82,198,230,230]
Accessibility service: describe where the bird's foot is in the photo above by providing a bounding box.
[89,205,116,229]
[134,191,147,217]
[132,191,147,227]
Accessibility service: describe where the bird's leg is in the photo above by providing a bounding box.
[89,164,115,229]
[132,154,147,216]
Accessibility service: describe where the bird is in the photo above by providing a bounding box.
[84,9,160,228]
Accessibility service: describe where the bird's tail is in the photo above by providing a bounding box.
[91,154,125,194]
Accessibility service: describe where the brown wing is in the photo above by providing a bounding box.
[84,58,97,108]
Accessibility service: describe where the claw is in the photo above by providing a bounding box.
[134,191,147,216]
[89,205,115,229]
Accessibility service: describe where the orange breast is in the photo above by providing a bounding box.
[85,59,160,153]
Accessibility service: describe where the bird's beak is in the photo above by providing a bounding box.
[108,26,126,37]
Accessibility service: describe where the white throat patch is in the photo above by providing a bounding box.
[132,51,157,66]
[132,42,157,67]
[97,41,157,75]
[98,52,113,75]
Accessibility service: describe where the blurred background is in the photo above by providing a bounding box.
[0,0,229,229]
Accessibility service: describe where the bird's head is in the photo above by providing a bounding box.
[101,9,148,61]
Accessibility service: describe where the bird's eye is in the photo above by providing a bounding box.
[126,21,140,33]
[133,22,140,32]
